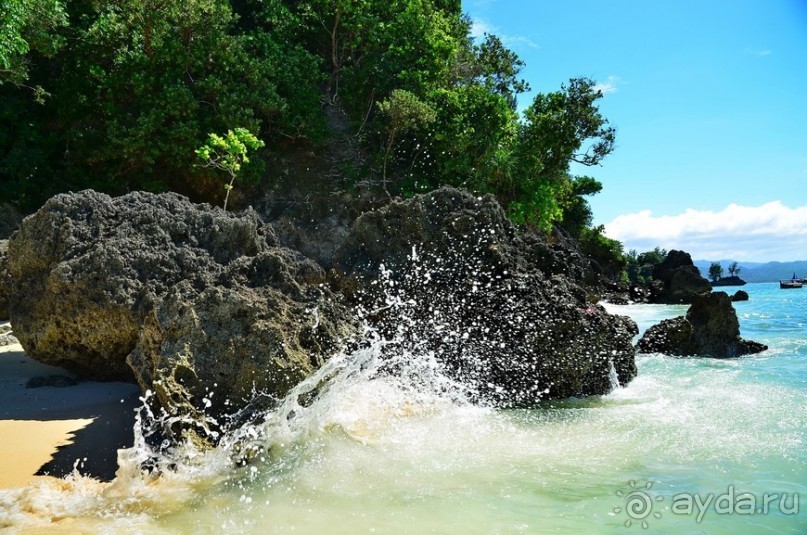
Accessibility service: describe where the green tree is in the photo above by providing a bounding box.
[708,261,724,282]
[398,27,526,195]
[727,261,740,278]
[624,249,640,283]
[62,0,316,190]
[469,33,529,109]
[0,0,627,253]
[578,225,626,280]
[504,77,615,230]
[0,0,321,208]
[558,175,603,238]
[624,247,667,283]
[296,0,465,115]
[637,247,667,267]
[195,128,265,211]
[376,89,436,195]
[0,0,67,94]
[420,84,517,192]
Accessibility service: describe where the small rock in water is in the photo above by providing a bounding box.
[636,291,766,358]
[731,290,749,302]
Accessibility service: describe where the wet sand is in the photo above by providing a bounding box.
[0,323,141,489]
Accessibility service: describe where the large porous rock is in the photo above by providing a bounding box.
[334,187,637,405]
[8,190,275,380]
[0,241,10,320]
[0,322,17,346]
[636,291,766,358]
[264,192,380,270]
[9,190,359,443]
[650,250,712,303]
[336,187,589,283]
[128,251,357,437]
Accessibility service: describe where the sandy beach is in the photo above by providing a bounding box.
[0,322,141,489]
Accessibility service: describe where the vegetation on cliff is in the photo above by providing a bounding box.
[1,0,625,275]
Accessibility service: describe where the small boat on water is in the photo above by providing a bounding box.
[780,273,804,289]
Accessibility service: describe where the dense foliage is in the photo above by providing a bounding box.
[0,0,67,90]
[1,0,624,275]
[2,0,321,206]
[625,247,668,284]
[708,261,724,282]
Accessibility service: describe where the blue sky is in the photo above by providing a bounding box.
[464,0,807,261]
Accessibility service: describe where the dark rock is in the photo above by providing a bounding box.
[336,188,589,283]
[636,291,766,358]
[712,276,747,287]
[650,250,712,303]
[731,290,749,302]
[8,186,640,440]
[8,190,276,380]
[8,190,358,442]
[627,283,652,304]
[0,241,9,320]
[599,279,632,304]
[264,192,378,270]
[127,267,357,437]
[335,187,637,405]
[604,293,630,305]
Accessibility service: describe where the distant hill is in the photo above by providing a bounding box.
[694,260,807,283]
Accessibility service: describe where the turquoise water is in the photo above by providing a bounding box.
[1,283,805,533]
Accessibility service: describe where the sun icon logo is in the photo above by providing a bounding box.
[613,480,664,528]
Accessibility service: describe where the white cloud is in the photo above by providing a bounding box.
[503,35,539,50]
[470,19,494,39]
[593,75,621,95]
[604,202,807,261]
[745,47,772,57]
[470,18,539,49]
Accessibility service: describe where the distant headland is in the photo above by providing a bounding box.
[694,260,807,283]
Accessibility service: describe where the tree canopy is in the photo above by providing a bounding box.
[709,262,724,282]
[1,0,624,275]
[0,0,67,90]
[625,247,668,284]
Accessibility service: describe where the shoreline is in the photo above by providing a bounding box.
[0,323,140,489]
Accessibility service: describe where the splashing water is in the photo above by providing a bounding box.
[1,283,805,533]
[607,360,620,391]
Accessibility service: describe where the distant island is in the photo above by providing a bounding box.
[694,260,807,283]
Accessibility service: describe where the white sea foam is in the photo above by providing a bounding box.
[1,285,805,533]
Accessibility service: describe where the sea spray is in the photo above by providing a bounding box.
[0,253,507,530]
[1,289,806,533]
[608,360,621,390]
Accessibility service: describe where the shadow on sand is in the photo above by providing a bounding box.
[0,345,142,481]
[34,391,142,480]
